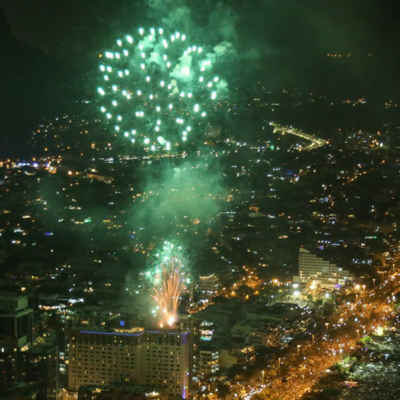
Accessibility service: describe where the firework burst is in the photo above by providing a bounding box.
[96,27,228,151]
[148,241,189,326]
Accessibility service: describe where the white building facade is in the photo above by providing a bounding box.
[297,248,352,288]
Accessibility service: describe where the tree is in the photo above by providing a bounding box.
[360,336,372,345]
[318,387,342,399]
[227,364,244,379]
[236,284,254,300]
[216,383,230,399]
[322,302,336,317]
[314,299,323,308]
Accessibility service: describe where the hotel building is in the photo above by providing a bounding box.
[297,248,352,288]
[68,328,190,399]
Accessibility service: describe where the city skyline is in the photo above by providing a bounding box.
[1,1,400,400]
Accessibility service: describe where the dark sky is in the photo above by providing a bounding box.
[1,0,400,158]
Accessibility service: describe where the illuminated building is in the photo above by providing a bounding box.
[199,321,214,342]
[68,328,191,399]
[197,275,220,296]
[178,315,200,386]
[219,345,255,369]
[198,344,219,377]
[76,386,168,400]
[296,248,352,288]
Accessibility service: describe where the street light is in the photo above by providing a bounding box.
[325,322,329,332]
[261,370,265,384]
[373,278,376,288]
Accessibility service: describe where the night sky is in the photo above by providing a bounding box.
[1,0,400,158]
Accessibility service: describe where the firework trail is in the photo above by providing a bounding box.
[149,241,188,326]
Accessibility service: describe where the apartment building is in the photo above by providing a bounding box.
[68,328,190,399]
[297,248,352,288]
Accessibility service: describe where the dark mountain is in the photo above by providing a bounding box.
[0,6,74,158]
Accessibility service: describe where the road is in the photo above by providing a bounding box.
[225,272,400,400]
[270,122,327,151]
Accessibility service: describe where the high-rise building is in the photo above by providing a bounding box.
[68,328,144,389]
[0,294,33,349]
[178,315,200,386]
[0,294,34,384]
[0,294,58,400]
[296,248,352,288]
[22,343,59,400]
[55,308,138,387]
[68,328,191,399]
[198,344,219,377]
[144,330,190,399]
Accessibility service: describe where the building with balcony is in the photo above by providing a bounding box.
[197,275,220,297]
[198,344,219,377]
[296,248,352,288]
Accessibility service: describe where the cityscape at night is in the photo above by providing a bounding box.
[1,1,400,400]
